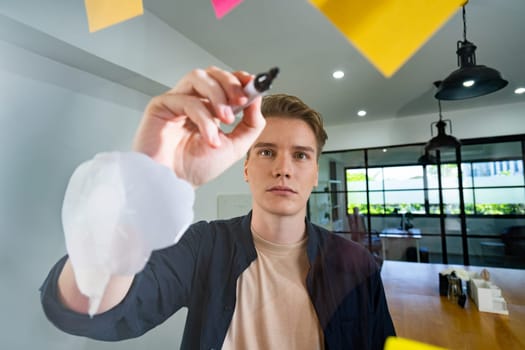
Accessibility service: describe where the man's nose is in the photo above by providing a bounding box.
[272,154,292,178]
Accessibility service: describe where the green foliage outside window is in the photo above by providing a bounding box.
[473,203,525,215]
[344,157,524,217]
[346,172,366,182]
[349,202,525,216]
[427,203,524,215]
[347,203,369,214]
[347,203,423,215]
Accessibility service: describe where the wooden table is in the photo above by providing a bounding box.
[381,261,525,350]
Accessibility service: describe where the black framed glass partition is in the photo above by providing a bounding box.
[308,135,525,269]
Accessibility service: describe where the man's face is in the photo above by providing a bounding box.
[244,116,319,217]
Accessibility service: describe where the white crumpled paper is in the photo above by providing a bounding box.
[62,152,194,316]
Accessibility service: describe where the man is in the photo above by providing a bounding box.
[41,66,395,349]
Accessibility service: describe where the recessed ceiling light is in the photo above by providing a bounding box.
[382,148,388,153]
[514,87,525,95]
[357,110,367,117]
[332,70,344,79]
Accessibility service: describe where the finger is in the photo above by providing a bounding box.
[231,70,263,115]
[168,68,231,123]
[206,67,252,123]
[227,96,266,157]
[232,70,253,84]
[171,67,242,125]
[208,66,251,103]
[240,95,264,129]
[183,99,223,147]
[231,70,253,104]
[149,93,222,147]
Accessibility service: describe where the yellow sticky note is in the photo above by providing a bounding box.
[384,337,447,350]
[310,0,466,77]
[85,0,144,32]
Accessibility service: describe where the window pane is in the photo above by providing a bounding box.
[428,190,442,214]
[347,191,367,214]
[384,190,425,214]
[426,165,439,189]
[426,189,462,214]
[315,154,331,192]
[346,168,367,191]
[472,161,524,187]
[445,236,464,265]
[337,150,366,168]
[475,188,525,204]
[425,164,460,189]
[368,191,385,214]
[463,189,475,214]
[440,164,459,189]
[308,192,330,227]
[442,189,461,214]
[428,189,473,215]
[322,150,365,172]
[367,168,383,190]
[461,141,523,162]
[474,188,525,214]
[383,166,423,189]
[461,163,473,188]
[368,145,424,166]
[438,148,458,163]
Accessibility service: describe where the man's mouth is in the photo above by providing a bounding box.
[267,185,297,194]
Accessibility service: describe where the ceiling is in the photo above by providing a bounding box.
[144,0,525,127]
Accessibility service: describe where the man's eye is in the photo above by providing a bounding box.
[260,149,273,157]
[295,152,308,160]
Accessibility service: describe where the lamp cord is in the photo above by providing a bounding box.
[462,5,467,42]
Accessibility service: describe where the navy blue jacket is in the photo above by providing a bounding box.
[41,213,395,349]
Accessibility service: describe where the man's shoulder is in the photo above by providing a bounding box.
[309,223,366,250]
[183,214,251,247]
[309,223,379,273]
[189,214,247,233]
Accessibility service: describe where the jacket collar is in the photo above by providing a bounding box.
[305,218,324,264]
[240,211,257,261]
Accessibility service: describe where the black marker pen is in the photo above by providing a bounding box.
[233,67,279,115]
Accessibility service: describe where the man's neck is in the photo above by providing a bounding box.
[250,209,306,245]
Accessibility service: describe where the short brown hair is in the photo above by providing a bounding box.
[258,94,328,160]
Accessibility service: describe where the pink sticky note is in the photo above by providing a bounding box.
[211,0,243,19]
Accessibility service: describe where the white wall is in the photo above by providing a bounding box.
[194,160,251,222]
[0,41,194,349]
[0,41,251,349]
[0,0,224,88]
[0,3,238,348]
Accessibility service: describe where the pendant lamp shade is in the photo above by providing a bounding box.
[434,4,507,100]
[417,151,437,165]
[424,99,460,152]
[425,120,461,152]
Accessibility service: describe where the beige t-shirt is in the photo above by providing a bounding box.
[222,232,324,349]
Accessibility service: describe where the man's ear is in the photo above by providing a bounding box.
[244,159,249,182]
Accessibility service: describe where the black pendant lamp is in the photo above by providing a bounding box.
[425,98,461,152]
[417,151,437,165]
[435,3,508,100]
